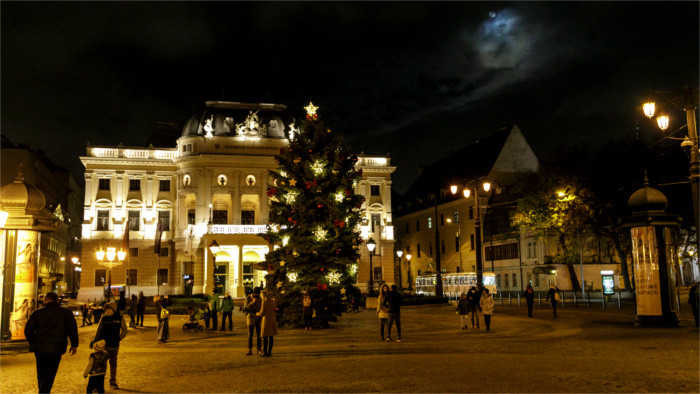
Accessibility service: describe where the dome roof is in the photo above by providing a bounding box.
[0,176,46,212]
[628,175,668,213]
[181,101,296,139]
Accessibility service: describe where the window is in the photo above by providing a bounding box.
[370,185,380,196]
[470,234,475,250]
[241,210,255,225]
[405,223,409,234]
[127,269,137,286]
[440,214,444,226]
[129,247,139,257]
[213,210,228,225]
[496,274,501,288]
[416,220,420,231]
[128,210,140,231]
[417,244,421,258]
[187,210,195,225]
[440,239,445,254]
[504,274,510,288]
[158,211,170,231]
[454,210,459,223]
[96,210,110,231]
[157,269,168,285]
[427,217,432,229]
[98,178,110,191]
[512,273,518,289]
[485,243,520,261]
[159,179,170,192]
[95,269,107,286]
[406,245,411,254]
[160,247,169,257]
[129,179,140,191]
[371,213,381,233]
[455,236,460,252]
[429,242,433,256]
[373,266,383,281]
[468,206,474,219]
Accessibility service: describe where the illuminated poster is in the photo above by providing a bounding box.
[11,231,39,340]
[602,275,615,295]
[630,226,662,316]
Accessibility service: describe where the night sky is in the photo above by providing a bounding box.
[2,2,698,193]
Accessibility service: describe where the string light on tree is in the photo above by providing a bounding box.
[314,226,328,241]
[350,264,358,275]
[305,102,319,120]
[288,272,298,282]
[334,191,345,203]
[285,191,299,204]
[282,235,290,246]
[327,271,341,285]
[311,160,326,176]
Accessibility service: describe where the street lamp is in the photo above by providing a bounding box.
[71,256,80,293]
[366,238,376,296]
[450,180,492,285]
[395,250,403,289]
[405,253,413,291]
[642,86,699,240]
[95,247,126,301]
[208,240,220,293]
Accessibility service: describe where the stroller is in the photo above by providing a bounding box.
[182,306,204,332]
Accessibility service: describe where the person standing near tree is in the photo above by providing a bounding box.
[207,289,219,331]
[302,291,314,330]
[24,292,79,393]
[480,288,495,331]
[257,290,277,357]
[546,284,561,318]
[376,284,390,340]
[524,284,535,318]
[136,292,146,327]
[387,284,403,342]
[220,292,234,331]
[244,287,262,355]
[90,302,126,390]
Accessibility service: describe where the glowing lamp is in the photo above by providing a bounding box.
[406,254,412,261]
[117,249,126,261]
[208,239,220,255]
[463,189,471,199]
[483,182,491,192]
[71,256,79,264]
[96,249,105,261]
[60,257,65,261]
[0,210,8,228]
[396,250,403,258]
[643,102,655,118]
[557,191,566,198]
[656,115,669,131]
[366,238,376,253]
[106,247,116,262]
[450,185,458,195]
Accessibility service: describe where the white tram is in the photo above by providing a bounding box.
[415,272,497,299]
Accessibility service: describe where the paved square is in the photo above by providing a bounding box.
[2,303,698,393]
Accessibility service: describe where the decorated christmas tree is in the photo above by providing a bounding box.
[263,103,364,327]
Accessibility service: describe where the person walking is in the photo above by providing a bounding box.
[207,289,220,331]
[546,284,561,318]
[117,291,127,315]
[387,284,403,342]
[523,285,535,318]
[244,287,262,355]
[376,284,390,340]
[220,292,234,331]
[480,289,495,331]
[90,302,127,389]
[302,292,314,330]
[81,303,92,327]
[257,290,277,357]
[136,292,146,327]
[456,293,470,329]
[92,303,104,325]
[24,292,79,393]
[127,295,138,327]
[84,339,109,393]
[157,299,170,343]
[689,282,699,327]
[467,286,480,329]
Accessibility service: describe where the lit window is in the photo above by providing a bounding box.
[427,217,432,229]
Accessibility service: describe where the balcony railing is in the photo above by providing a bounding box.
[184,224,267,238]
[91,147,178,160]
[357,157,389,167]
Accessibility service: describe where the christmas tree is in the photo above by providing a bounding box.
[263,103,364,327]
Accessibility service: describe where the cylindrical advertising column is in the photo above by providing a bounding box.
[10,230,39,340]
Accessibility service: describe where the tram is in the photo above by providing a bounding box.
[415,272,497,299]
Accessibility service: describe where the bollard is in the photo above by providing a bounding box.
[602,291,606,309]
[574,291,578,307]
[500,292,504,305]
[509,293,512,305]
[538,292,542,307]
[587,291,591,308]
[518,293,521,306]
[617,291,621,310]
[676,289,681,312]
[561,292,565,307]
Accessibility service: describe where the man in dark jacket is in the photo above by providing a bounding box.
[136,292,146,327]
[387,284,403,342]
[467,287,480,329]
[91,302,127,389]
[24,292,79,393]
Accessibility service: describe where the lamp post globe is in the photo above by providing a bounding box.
[366,239,376,296]
[405,253,413,291]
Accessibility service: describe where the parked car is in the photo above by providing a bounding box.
[59,293,72,304]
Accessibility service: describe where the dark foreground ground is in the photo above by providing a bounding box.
[1,302,698,393]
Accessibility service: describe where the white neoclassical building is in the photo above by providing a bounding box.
[78,101,395,301]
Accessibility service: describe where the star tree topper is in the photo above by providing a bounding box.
[305,102,318,120]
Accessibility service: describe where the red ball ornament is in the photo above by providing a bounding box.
[339,221,346,228]
[317,203,324,209]
[345,190,351,195]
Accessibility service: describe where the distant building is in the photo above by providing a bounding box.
[394,125,621,295]
[78,101,394,300]
[1,136,83,294]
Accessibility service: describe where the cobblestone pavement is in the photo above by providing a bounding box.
[1,302,698,393]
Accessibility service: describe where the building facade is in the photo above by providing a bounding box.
[78,101,394,301]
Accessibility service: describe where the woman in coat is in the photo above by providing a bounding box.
[257,290,277,357]
[523,284,535,318]
[127,295,138,327]
[545,284,560,318]
[479,288,495,331]
[456,293,470,329]
[376,284,390,340]
[156,300,170,343]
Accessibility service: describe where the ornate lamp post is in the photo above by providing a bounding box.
[366,239,376,296]
[71,256,80,294]
[395,250,403,289]
[405,254,413,291]
[450,180,492,285]
[208,240,220,293]
[95,247,126,301]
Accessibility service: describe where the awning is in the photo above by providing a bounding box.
[532,265,557,275]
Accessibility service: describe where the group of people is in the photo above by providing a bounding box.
[376,284,403,341]
[456,284,495,330]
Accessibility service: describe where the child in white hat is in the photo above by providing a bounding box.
[84,339,109,393]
